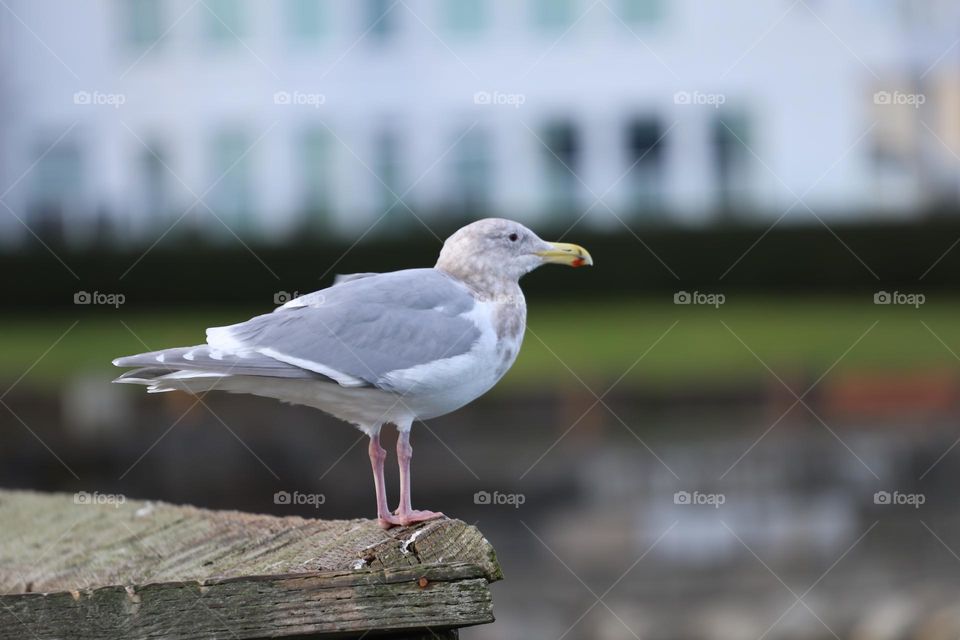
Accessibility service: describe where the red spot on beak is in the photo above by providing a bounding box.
[571,257,585,268]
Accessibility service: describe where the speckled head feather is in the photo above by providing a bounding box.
[434,218,555,295]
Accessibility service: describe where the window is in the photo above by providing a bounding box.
[541,120,580,214]
[284,0,324,41]
[712,113,753,213]
[374,127,404,222]
[531,0,574,31]
[208,130,255,233]
[444,0,486,33]
[28,141,82,241]
[869,87,924,207]
[449,127,491,214]
[297,128,331,228]
[139,143,171,223]
[625,118,666,212]
[124,0,164,48]
[367,0,396,41]
[619,0,663,25]
[204,0,246,45]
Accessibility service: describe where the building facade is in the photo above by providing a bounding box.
[0,0,957,248]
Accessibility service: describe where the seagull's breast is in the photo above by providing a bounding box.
[379,297,525,419]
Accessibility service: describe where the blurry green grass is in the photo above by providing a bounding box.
[509,295,960,390]
[2,296,958,392]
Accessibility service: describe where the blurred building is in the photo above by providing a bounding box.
[1,0,959,248]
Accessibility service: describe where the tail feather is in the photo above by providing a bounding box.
[114,366,249,394]
[112,344,326,381]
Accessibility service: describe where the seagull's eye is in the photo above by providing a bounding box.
[508,233,519,242]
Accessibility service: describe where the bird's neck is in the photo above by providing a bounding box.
[435,262,521,303]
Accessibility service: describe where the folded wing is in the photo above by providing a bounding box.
[114,269,482,393]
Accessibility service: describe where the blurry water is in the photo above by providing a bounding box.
[2,380,959,640]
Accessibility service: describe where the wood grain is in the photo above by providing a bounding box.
[0,490,501,639]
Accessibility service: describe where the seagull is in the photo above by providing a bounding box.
[113,218,592,528]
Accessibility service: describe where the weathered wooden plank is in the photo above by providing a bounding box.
[0,490,501,639]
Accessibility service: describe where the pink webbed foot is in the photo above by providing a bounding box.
[394,509,445,526]
[377,513,404,529]
[378,510,444,529]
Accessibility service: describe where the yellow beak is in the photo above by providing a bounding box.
[536,242,594,268]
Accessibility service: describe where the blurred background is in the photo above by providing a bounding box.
[2,1,960,638]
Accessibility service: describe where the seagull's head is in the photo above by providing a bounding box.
[436,218,593,286]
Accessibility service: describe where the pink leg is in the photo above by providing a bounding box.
[394,429,443,526]
[369,431,402,529]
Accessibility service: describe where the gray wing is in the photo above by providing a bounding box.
[206,268,481,391]
[277,273,381,310]
[332,272,379,285]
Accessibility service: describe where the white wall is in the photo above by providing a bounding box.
[0,0,950,248]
